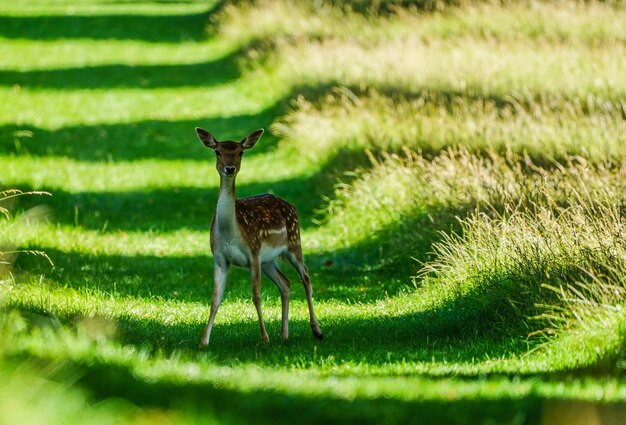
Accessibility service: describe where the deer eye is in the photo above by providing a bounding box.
[238,152,243,157]
[215,151,221,157]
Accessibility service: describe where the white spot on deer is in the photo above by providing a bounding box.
[265,227,286,235]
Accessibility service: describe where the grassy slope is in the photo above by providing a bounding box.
[1,0,626,423]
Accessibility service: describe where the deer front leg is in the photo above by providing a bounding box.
[251,258,269,342]
[200,258,228,347]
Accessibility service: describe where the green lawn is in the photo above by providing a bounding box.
[1,0,626,424]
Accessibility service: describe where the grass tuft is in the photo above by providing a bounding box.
[421,172,626,366]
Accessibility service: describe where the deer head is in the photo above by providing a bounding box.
[196,128,264,177]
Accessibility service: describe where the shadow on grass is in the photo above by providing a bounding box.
[14,248,215,303]
[0,11,215,42]
[1,112,279,162]
[7,272,536,372]
[10,178,468,314]
[1,55,241,90]
[13,245,409,306]
[0,78,558,162]
[224,0,466,18]
[0,37,284,91]
[9,170,329,233]
[322,0,465,14]
[11,160,475,300]
[109,298,534,370]
[306,204,468,276]
[1,80,568,164]
[0,84,331,163]
[104,254,542,367]
[67,357,541,425]
[6,122,386,233]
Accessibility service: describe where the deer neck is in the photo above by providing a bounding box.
[216,175,238,234]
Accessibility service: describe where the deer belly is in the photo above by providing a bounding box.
[221,242,250,267]
[259,243,287,264]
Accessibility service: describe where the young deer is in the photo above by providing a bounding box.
[195,127,323,347]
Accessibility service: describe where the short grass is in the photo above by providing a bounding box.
[1,0,626,424]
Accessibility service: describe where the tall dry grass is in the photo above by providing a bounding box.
[274,89,626,164]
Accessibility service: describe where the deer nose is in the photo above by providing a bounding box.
[224,166,236,175]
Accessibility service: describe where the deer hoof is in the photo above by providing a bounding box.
[312,324,323,340]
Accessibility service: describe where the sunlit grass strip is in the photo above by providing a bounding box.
[218,0,626,45]
[275,90,626,164]
[409,1,626,45]
[5,1,625,71]
[0,39,235,70]
[8,218,372,259]
[0,157,213,191]
[6,225,211,257]
[0,0,213,16]
[0,150,308,191]
[263,37,626,102]
[0,85,268,128]
[219,0,378,44]
[1,278,414,326]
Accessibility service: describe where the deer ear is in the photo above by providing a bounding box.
[196,127,218,149]
[240,129,264,150]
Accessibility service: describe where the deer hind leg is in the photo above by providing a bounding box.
[285,250,323,340]
[200,259,228,347]
[262,261,291,340]
[251,258,270,342]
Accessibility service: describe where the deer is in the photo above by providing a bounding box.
[195,127,323,347]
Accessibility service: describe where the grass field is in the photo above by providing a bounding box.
[1,0,626,423]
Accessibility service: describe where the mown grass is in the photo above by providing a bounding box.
[2,0,626,423]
